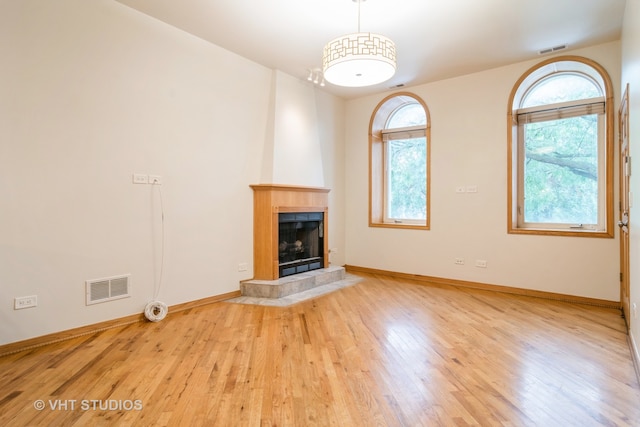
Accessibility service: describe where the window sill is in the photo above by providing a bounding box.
[508,227,613,238]
[370,221,429,231]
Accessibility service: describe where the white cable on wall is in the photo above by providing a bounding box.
[153,179,165,301]
[145,178,168,322]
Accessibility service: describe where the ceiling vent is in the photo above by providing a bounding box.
[86,274,131,305]
[538,44,568,55]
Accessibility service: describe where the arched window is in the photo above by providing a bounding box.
[370,93,429,229]
[507,57,614,237]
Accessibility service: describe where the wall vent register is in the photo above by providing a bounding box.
[86,274,131,305]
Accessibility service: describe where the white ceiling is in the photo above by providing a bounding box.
[114,0,626,99]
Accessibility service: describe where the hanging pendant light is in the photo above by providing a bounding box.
[322,0,396,87]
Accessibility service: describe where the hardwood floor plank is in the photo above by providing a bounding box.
[1,272,639,426]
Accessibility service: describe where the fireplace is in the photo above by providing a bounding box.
[278,212,324,277]
[250,184,329,280]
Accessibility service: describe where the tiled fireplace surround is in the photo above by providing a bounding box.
[239,184,349,301]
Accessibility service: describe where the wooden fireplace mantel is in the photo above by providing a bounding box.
[250,184,330,280]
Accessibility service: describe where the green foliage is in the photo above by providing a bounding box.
[388,138,427,220]
[523,115,598,224]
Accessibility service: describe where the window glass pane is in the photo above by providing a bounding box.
[522,74,602,108]
[387,103,426,128]
[387,137,427,220]
[523,114,598,224]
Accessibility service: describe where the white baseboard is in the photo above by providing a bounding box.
[629,330,640,386]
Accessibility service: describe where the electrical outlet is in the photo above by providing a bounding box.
[149,175,162,185]
[455,186,465,193]
[14,295,37,310]
[454,258,465,265]
[466,185,478,193]
[238,262,248,272]
[132,173,148,184]
[475,260,487,268]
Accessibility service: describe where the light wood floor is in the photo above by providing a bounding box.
[1,273,639,426]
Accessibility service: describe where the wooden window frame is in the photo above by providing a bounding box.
[507,56,614,238]
[369,92,431,230]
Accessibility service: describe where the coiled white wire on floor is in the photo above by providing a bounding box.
[145,180,168,322]
[144,300,168,322]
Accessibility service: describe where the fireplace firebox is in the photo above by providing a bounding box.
[278,212,324,277]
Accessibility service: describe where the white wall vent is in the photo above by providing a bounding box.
[86,274,131,305]
[538,44,568,55]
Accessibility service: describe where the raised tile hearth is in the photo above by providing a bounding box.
[240,265,345,298]
[228,266,360,307]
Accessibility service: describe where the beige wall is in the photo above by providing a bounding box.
[0,0,346,345]
[621,0,640,368]
[0,0,630,347]
[344,42,622,301]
